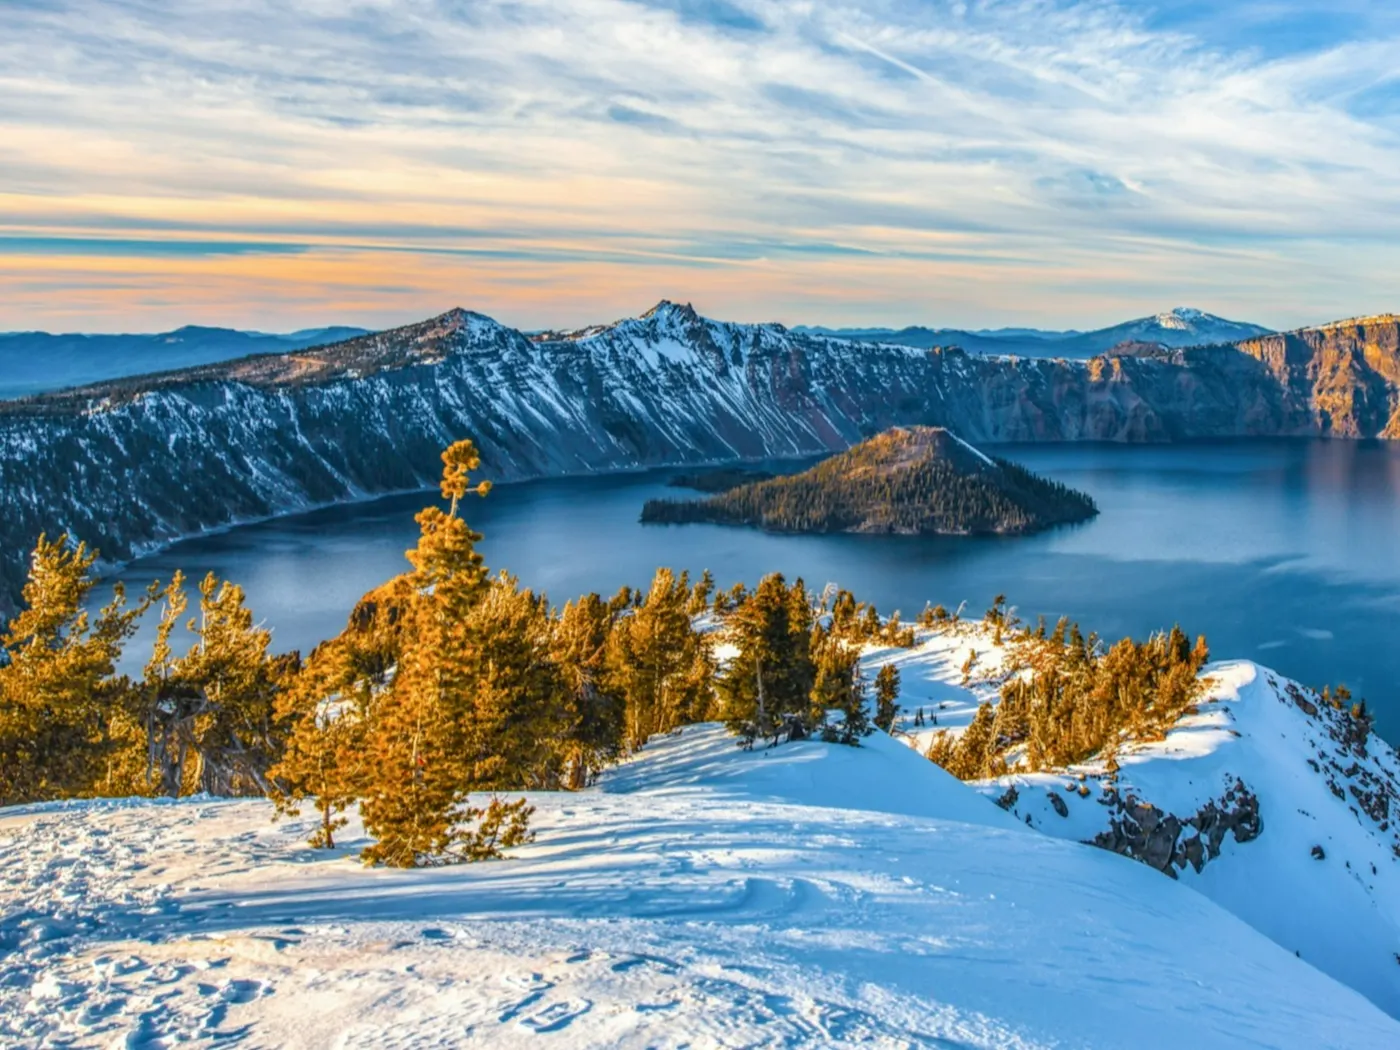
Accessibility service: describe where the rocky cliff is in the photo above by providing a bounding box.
[0,301,1396,610]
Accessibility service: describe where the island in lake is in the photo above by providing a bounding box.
[641,426,1098,536]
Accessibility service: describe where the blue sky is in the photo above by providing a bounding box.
[0,0,1396,332]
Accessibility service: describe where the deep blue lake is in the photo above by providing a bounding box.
[113,440,1400,739]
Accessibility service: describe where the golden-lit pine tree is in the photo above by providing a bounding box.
[552,593,626,789]
[0,535,148,804]
[270,639,369,848]
[459,574,561,788]
[607,568,711,749]
[359,440,532,868]
[138,571,287,797]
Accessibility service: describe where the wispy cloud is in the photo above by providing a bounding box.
[1,0,1397,331]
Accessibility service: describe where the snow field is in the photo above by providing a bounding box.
[3,722,1398,1048]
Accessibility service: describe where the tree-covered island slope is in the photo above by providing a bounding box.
[642,426,1098,535]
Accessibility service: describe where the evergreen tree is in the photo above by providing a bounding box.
[459,574,563,789]
[138,570,288,798]
[553,594,625,789]
[719,574,814,746]
[607,568,712,749]
[359,440,532,868]
[874,664,901,733]
[270,639,368,848]
[0,536,148,805]
[812,638,868,744]
[688,570,716,616]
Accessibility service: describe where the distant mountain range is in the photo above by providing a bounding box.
[0,299,1395,613]
[0,325,369,400]
[793,307,1273,358]
[0,308,1266,399]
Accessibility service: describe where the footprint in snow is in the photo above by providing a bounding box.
[495,972,554,1023]
[517,999,592,1034]
[217,978,272,1004]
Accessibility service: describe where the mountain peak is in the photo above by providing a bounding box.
[641,300,701,324]
[435,306,476,326]
[1153,307,1211,329]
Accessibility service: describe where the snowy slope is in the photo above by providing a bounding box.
[862,626,1400,1018]
[3,724,1397,1048]
[973,661,1400,1019]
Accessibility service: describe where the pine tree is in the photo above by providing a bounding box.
[359,440,532,868]
[688,570,716,616]
[270,640,367,848]
[812,639,867,744]
[951,702,997,779]
[138,570,287,798]
[607,568,711,749]
[0,536,148,805]
[458,575,562,788]
[719,574,814,746]
[553,594,625,789]
[874,664,901,733]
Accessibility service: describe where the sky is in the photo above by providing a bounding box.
[2,0,1399,334]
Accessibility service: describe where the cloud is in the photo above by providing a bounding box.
[1,0,1398,331]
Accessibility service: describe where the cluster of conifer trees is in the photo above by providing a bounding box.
[0,537,294,807]
[926,610,1212,780]
[0,441,914,869]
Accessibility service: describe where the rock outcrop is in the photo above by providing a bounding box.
[1091,780,1263,877]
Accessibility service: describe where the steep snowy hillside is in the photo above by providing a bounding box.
[862,624,1400,1018]
[3,725,1396,1048]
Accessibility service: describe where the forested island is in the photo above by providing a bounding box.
[641,426,1098,536]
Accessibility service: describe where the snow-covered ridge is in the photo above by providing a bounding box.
[3,722,1397,1047]
[855,622,1400,1018]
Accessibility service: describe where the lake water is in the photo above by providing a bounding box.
[113,440,1400,739]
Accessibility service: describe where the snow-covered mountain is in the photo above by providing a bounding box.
[794,306,1271,358]
[0,301,1396,614]
[865,623,1400,1018]
[3,720,1397,1047]
[1055,307,1274,355]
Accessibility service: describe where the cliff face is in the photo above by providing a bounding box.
[0,302,1397,610]
[1232,316,1400,437]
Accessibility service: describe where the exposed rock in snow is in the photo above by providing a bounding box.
[3,724,1398,1047]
